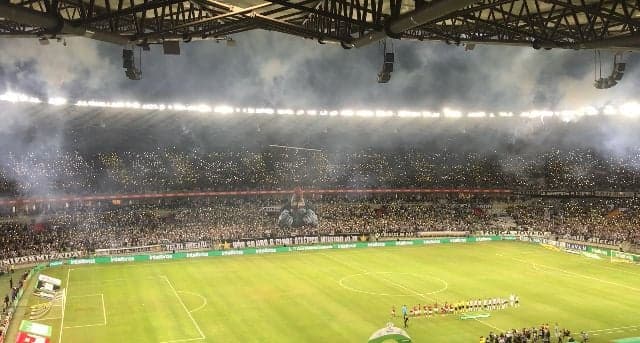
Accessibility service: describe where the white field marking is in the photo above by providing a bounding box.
[68,293,103,298]
[320,252,439,303]
[531,263,550,274]
[101,294,107,325]
[177,291,208,313]
[160,338,207,343]
[59,268,70,343]
[65,249,371,271]
[338,272,448,297]
[61,293,107,329]
[512,257,640,292]
[35,317,63,321]
[65,253,307,271]
[64,323,106,329]
[595,263,640,277]
[68,276,164,285]
[588,324,640,333]
[160,276,206,342]
[474,318,504,332]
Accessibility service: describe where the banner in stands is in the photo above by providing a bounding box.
[518,236,548,244]
[45,236,517,267]
[164,241,211,251]
[564,243,588,251]
[515,190,638,198]
[230,235,362,249]
[0,252,82,267]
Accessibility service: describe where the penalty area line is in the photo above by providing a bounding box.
[64,323,106,329]
[177,291,208,314]
[160,276,206,343]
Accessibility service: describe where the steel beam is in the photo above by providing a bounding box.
[0,2,130,44]
[576,32,640,49]
[263,0,376,29]
[352,0,479,47]
[135,2,270,40]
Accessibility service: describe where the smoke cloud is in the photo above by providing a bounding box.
[2,31,640,195]
[2,31,640,110]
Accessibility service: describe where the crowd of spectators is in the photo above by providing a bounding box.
[0,269,29,341]
[508,198,640,245]
[482,323,589,342]
[1,195,639,260]
[3,148,640,196]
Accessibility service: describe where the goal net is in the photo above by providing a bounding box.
[610,251,639,264]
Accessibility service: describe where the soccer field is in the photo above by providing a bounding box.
[22,241,640,342]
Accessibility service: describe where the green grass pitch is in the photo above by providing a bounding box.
[22,241,640,342]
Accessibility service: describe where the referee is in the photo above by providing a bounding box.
[401,305,409,328]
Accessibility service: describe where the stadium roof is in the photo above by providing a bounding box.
[1,0,640,49]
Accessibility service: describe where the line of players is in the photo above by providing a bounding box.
[393,294,520,318]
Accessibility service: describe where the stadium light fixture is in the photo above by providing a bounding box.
[443,108,462,118]
[374,109,393,118]
[340,109,354,117]
[422,111,440,118]
[468,111,486,118]
[190,104,212,113]
[620,102,640,117]
[47,97,67,106]
[276,109,295,115]
[214,105,233,114]
[356,110,374,117]
[397,111,421,118]
[256,108,274,114]
[582,106,599,116]
[375,110,394,117]
[6,90,640,121]
[171,104,185,111]
[142,103,168,111]
[603,105,617,116]
[557,110,579,122]
[0,91,41,103]
[520,110,553,118]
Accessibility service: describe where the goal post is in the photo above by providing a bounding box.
[610,251,639,264]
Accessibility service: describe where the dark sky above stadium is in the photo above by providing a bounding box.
[1,31,640,111]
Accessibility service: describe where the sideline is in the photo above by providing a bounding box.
[58,268,70,343]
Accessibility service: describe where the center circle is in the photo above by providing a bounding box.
[338,272,448,297]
